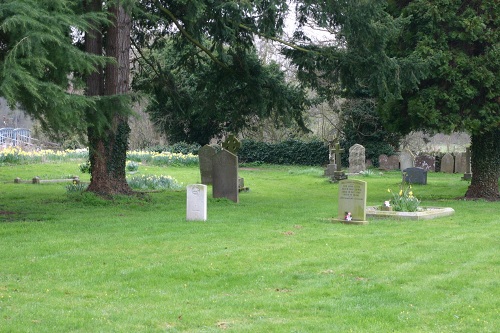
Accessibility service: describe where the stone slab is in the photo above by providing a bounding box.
[366,206,455,220]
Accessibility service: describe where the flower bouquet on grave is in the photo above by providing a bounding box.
[380,200,393,211]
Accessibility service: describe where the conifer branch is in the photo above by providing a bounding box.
[153,0,226,68]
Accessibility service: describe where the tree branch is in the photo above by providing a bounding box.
[152,0,226,68]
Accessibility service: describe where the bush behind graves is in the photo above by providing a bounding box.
[239,139,329,166]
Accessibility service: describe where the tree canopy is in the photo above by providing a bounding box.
[286,0,500,200]
[132,0,309,145]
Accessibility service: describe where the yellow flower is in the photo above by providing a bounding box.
[387,189,391,193]
[399,190,403,196]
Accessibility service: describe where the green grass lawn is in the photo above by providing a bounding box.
[0,162,499,332]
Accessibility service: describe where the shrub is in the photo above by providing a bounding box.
[126,161,139,172]
[238,139,328,166]
[127,174,182,190]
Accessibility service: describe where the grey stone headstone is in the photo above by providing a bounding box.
[387,155,400,170]
[440,153,455,173]
[415,154,435,172]
[403,167,427,185]
[198,145,216,185]
[378,154,389,170]
[324,163,337,177]
[454,152,467,174]
[349,144,365,173]
[212,149,239,203]
[399,149,415,171]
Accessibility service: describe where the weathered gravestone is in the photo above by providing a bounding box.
[221,134,248,192]
[212,149,239,203]
[198,145,217,185]
[415,154,435,171]
[334,179,368,225]
[330,141,348,182]
[186,184,207,221]
[349,144,365,173]
[222,134,241,154]
[403,167,427,185]
[454,152,467,174]
[324,140,338,177]
[387,155,400,170]
[399,149,415,171]
[461,147,472,180]
[440,153,455,173]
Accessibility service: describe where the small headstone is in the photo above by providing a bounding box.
[222,134,241,154]
[440,153,454,173]
[349,144,365,173]
[403,167,427,185]
[387,155,400,170]
[198,145,216,185]
[334,179,368,224]
[399,149,415,171]
[378,154,389,170]
[324,140,337,177]
[461,147,472,180]
[454,152,467,174]
[212,149,239,203]
[186,184,207,221]
[415,154,435,171]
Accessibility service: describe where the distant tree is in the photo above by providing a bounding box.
[132,0,309,145]
[339,98,399,167]
[133,43,308,145]
[286,0,500,200]
[382,0,500,200]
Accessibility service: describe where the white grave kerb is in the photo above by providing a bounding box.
[186,184,207,221]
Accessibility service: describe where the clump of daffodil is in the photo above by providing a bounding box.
[387,176,421,212]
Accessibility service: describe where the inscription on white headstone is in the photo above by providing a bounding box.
[186,184,207,221]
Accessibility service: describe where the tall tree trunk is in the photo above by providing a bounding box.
[465,129,500,201]
[85,0,133,196]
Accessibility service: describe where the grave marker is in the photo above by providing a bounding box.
[198,145,216,185]
[212,149,239,203]
[403,167,427,185]
[415,154,435,171]
[349,144,366,173]
[399,149,415,171]
[440,153,454,173]
[334,179,368,225]
[186,184,207,221]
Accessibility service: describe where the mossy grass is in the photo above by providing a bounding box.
[0,162,498,332]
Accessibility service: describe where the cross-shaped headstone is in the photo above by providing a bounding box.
[222,134,241,154]
[333,142,344,171]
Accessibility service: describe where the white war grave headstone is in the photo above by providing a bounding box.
[333,179,368,225]
[186,184,207,221]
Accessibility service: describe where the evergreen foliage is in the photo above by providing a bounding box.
[339,99,399,167]
[239,139,328,166]
[133,0,309,145]
[0,0,107,135]
[286,0,500,200]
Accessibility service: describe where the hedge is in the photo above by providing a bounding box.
[238,139,329,166]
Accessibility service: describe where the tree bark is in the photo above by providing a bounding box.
[465,129,500,201]
[85,0,133,196]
